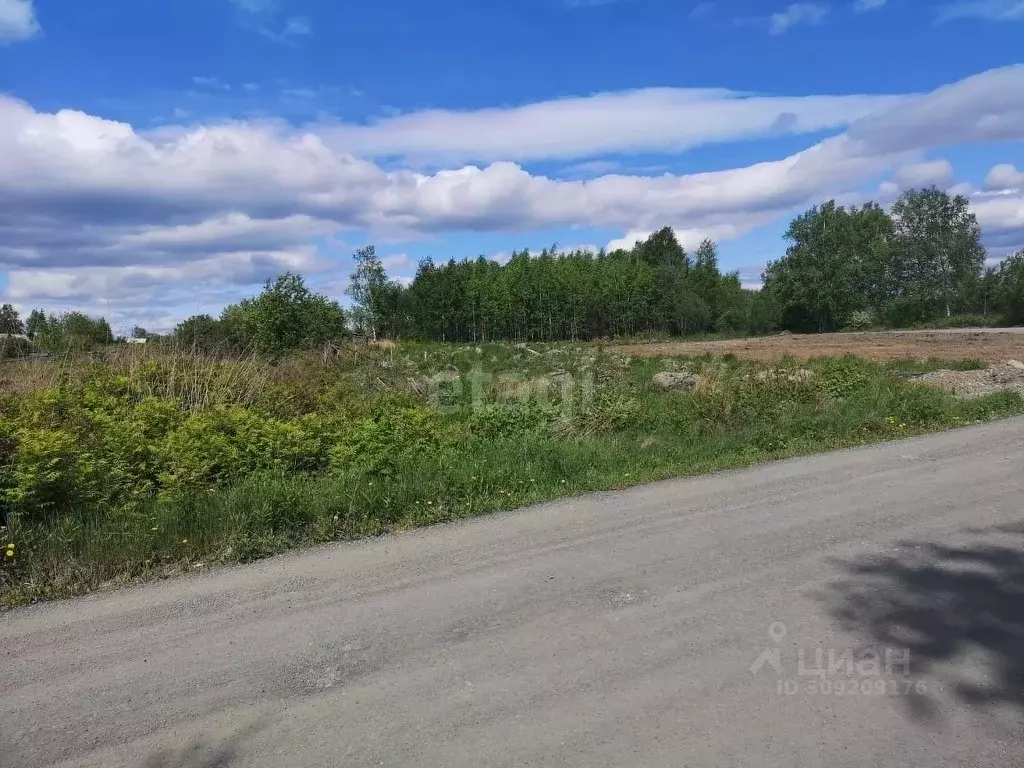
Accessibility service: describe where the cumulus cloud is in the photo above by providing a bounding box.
[3,65,1024,325]
[971,192,1024,255]
[606,225,740,253]
[985,163,1024,191]
[0,0,38,42]
[769,3,828,34]
[318,88,904,165]
[892,159,954,189]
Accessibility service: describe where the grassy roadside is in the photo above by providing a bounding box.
[2,344,1021,609]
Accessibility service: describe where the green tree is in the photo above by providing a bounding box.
[763,201,893,331]
[890,186,986,321]
[25,309,46,339]
[34,312,113,352]
[0,303,24,335]
[634,227,688,269]
[174,314,231,352]
[994,251,1024,325]
[240,272,347,356]
[348,246,389,340]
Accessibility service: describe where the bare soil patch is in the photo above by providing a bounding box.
[611,331,1024,364]
[910,361,1024,400]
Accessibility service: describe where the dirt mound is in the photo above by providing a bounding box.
[910,360,1024,399]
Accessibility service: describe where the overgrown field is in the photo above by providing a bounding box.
[2,343,1021,608]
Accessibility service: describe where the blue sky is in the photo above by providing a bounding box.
[1,0,1023,332]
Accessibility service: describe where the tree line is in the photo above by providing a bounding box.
[348,232,754,342]
[3,185,1022,355]
[347,185,1023,340]
[763,187,1021,331]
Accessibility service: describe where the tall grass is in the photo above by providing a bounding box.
[2,344,1022,608]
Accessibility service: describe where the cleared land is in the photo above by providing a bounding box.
[612,328,1024,363]
[3,419,1022,768]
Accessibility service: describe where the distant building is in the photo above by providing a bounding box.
[0,333,30,342]
[126,337,148,345]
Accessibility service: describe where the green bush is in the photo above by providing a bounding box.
[844,309,877,330]
[0,337,31,359]
[469,401,554,439]
[329,405,444,476]
[814,357,873,400]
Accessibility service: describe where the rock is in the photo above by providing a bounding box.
[750,368,815,384]
[653,372,699,390]
[1006,359,1024,371]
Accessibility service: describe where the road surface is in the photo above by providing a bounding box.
[4,419,1024,767]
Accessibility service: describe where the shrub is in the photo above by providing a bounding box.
[814,357,873,400]
[2,428,80,519]
[469,401,554,439]
[845,309,876,331]
[0,337,31,359]
[329,406,444,476]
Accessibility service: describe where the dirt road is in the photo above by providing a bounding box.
[612,328,1024,363]
[3,419,1023,767]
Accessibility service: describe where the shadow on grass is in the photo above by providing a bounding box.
[823,522,1024,720]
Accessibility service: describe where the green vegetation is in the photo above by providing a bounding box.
[3,185,1024,608]
[168,186,1020,342]
[3,341,1022,608]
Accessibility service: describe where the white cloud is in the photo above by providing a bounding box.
[606,225,739,253]
[892,159,954,189]
[380,252,416,274]
[192,76,231,91]
[606,230,653,252]
[853,0,887,10]
[282,17,311,36]
[970,191,1024,255]
[3,65,1024,320]
[227,0,312,40]
[985,163,1024,191]
[319,88,905,165]
[690,2,716,18]
[0,0,38,42]
[769,3,828,34]
[937,0,1024,22]
[3,247,321,334]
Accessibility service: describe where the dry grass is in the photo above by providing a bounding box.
[1,344,273,409]
[611,330,1024,364]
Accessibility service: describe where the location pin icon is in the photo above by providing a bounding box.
[768,622,787,644]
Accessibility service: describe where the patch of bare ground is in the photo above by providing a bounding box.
[911,360,1024,399]
[610,330,1024,364]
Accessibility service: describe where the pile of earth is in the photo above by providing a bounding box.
[910,360,1024,399]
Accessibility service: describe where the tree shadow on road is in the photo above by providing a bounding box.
[822,522,1024,720]
[142,719,267,768]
